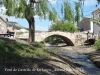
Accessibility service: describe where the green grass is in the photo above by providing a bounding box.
[94,39,100,51]
[0,38,57,69]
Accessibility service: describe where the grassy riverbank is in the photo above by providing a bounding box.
[0,38,87,75]
[0,38,55,75]
[89,51,100,68]
[88,40,100,68]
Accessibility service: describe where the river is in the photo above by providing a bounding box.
[46,44,100,75]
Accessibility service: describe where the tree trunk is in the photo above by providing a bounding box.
[27,17,35,43]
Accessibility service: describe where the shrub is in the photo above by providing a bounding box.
[33,42,45,48]
[94,39,100,50]
[49,21,78,32]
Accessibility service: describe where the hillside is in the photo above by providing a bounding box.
[7,22,26,30]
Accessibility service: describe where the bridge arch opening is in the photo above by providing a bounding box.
[44,35,74,46]
[84,39,96,45]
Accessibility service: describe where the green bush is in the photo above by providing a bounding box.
[33,42,45,48]
[49,21,77,32]
[94,39,100,50]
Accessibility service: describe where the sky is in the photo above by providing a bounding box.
[0,0,100,31]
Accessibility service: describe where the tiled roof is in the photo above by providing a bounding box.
[92,8,100,14]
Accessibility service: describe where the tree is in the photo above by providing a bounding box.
[63,0,74,23]
[61,22,77,32]
[49,20,77,32]
[49,20,64,31]
[61,0,83,26]
[0,0,57,43]
[75,2,81,26]
[97,0,100,4]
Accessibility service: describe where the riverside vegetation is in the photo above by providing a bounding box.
[89,39,100,68]
[94,39,100,51]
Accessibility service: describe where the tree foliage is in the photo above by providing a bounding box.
[0,0,84,42]
[0,0,57,42]
[63,0,74,23]
[75,2,81,26]
[61,0,82,26]
[94,39,100,50]
[3,0,57,20]
[97,0,100,4]
[49,20,77,32]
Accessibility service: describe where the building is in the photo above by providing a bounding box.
[92,8,100,19]
[78,8,100,35]
[78,18,91,32]
[0,16,8,34]
[7,27,14,32]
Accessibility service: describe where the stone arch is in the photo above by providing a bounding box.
[44,34,74,46]
[84,39,96,45]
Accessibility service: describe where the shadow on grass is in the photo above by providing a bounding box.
[0,38,85,75]
[89,51,100,68]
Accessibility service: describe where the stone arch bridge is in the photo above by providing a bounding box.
[35,31,98,46]
[17,31,98,46]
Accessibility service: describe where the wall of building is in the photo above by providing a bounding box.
[93,24,100,34]
[92,9,100,34]
[78,18,91,31]
[0,17,8,34]
[92,8,100,19]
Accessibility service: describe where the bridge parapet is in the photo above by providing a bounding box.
[35,31,90,46]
